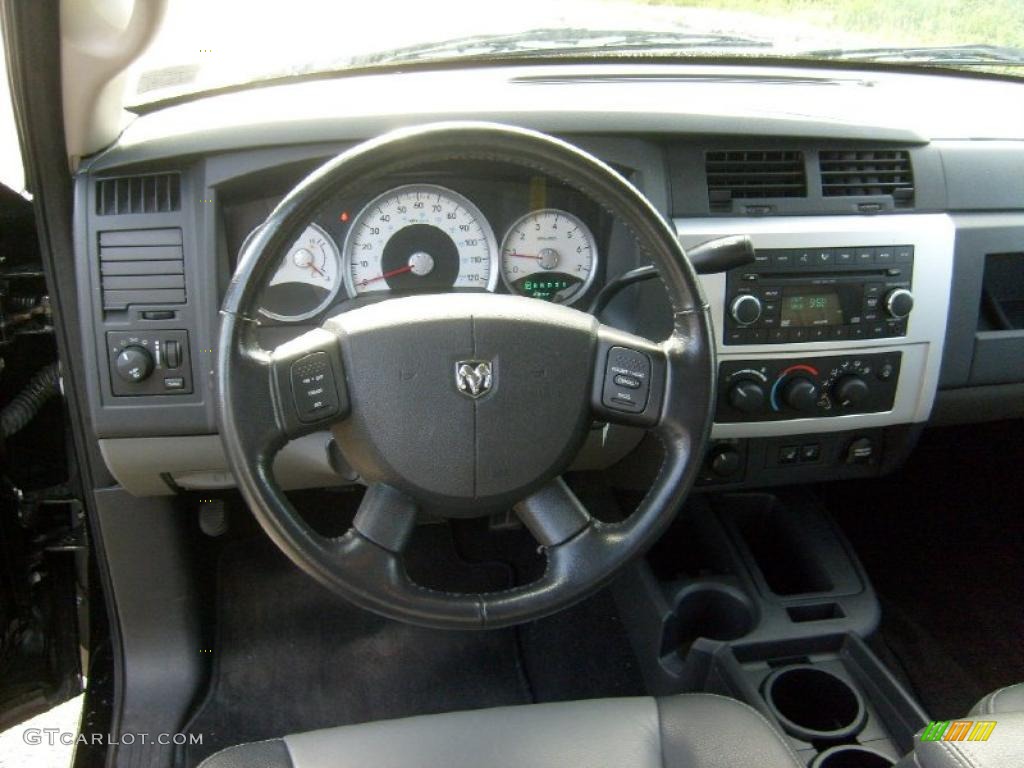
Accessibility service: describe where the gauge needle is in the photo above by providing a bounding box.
[308,263,327,278]
[360,264,414,286]
[507,253,542,260]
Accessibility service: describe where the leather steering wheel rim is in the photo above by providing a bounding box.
[217,122,715,629]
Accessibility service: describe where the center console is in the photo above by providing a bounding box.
[680,214,955,487]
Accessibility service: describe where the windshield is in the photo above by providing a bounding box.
[127,0,1024,107]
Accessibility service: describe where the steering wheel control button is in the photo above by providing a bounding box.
[290,352,340,423]
[602,346,651,413]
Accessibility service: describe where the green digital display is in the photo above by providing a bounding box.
[512,272,583,302]
[781,291,844,327]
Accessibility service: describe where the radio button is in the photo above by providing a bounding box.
[865,296,880,309]
[895,246,914,263]
[753,253,771,267]
[772,251,793,267]
[885,288,915,320]
[790,328,808,341]
[863,311,881,323]
[864,284,883,297]
[875,249,895,265]
[850,326,867,339]
[795,251,813,266]
[833,326,849,340]
[767,329,788,343]
[836,250,854,266]
[810,327,829,341]
[730,294,763,326]
[815,250,834,265]
[762,288,781,301]
[855,248,874,265]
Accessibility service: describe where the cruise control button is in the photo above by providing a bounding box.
[164,376,185,390]
[290,352,340,423]
[613,374,641,389]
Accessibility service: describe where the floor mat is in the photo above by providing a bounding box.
[183,527,531,766]
[828,421,1024,719]
[183,513,644,766]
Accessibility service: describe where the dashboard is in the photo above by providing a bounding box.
[71,63,1024,496]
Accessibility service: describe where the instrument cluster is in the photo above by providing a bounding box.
[234,175,607,324]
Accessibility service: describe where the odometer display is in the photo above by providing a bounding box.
[342,184,498,296]
[500,209,597,305]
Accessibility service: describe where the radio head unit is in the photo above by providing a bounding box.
[724,245,914,344]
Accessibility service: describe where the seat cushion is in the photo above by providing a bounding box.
[199,693,802,768]
[971,683,1024,716]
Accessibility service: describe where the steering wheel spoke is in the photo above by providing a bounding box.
[351,483,418,554]
[514,477,592,547]
[590,323,668,428]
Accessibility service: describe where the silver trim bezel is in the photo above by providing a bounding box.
[674,214,956,438]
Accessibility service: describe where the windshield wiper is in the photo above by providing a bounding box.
[351,28,772,67]
[805,44,1024,66]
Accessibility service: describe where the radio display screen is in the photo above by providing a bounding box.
[781,290,845,327]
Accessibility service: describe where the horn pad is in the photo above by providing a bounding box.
[328,294,597,516]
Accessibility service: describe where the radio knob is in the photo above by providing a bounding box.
[833,374,870,407]
[782,376,819,413]
[729,294,763,326]
[884,288,914,319]
[115,345,154,383]
[728,380,767,415]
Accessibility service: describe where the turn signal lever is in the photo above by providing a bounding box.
[588,235,755,316]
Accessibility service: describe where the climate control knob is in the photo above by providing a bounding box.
[114,345,154,383]
[833,374,870,407]
[728,380,767,415]
[729,294,763,326]
[782,376,819,413]
[884,288,914,319]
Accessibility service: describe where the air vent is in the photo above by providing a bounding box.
[705,150,807,211]
[96,173,181,215]
[819,149,914,206]
[98,228,185,312]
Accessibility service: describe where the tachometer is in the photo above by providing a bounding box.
[500,209,597,304]
[256,223,342,322]
[343,184,498,296]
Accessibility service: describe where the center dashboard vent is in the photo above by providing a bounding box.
[819,149,914,206]
[705,150,807,211]
[96,173,181,216]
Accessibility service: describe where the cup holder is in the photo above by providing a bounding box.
[810,745,895,768]
[672,584,756,648]
[762,665,866,742]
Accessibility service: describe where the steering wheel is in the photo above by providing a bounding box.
[217,123,715,629]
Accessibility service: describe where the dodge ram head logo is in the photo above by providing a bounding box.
[455,360,493,398]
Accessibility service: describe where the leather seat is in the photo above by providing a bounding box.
[198,693,803,768]
[896,684,1024,768]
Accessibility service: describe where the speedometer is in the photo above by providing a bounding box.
[343,184,498,296]
[500,209,597,305]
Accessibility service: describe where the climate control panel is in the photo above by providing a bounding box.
[716,352,902,423]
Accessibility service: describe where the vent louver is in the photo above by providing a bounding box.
[705,150,807,211]
[96,173,181,215]
[819,149,914,205]
[98,228,185,312]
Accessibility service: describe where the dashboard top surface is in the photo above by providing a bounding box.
[88,63,1024,170]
